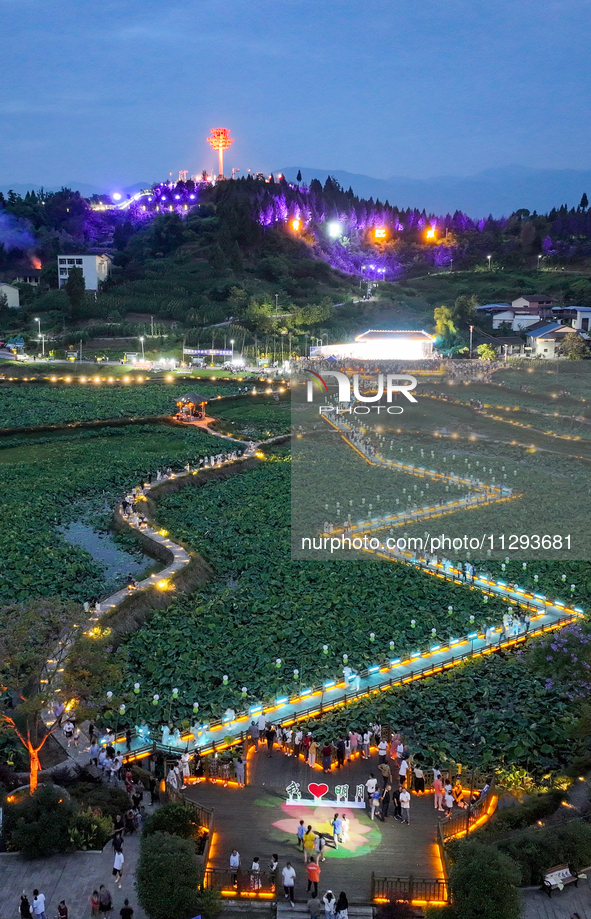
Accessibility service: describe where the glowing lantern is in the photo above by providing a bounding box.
[193,702,199,713]
[411,619,416,629]
[323,644,329,654]
[152,694,159,706]
[172,688,179,699]
[106,691,113,700]
[222,675,228,685]
[119,704,126,715]
[133,683,140,694]
[241,687,248,697]
[291,218,301,231]
[275,658,282,669]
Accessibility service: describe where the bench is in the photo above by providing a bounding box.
[542,864,588,897]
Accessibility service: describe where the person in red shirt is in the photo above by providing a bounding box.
[433,776,444,811]
[306,857,320,897]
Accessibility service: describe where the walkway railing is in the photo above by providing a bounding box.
[203,867,276,898]
[371,873,448,905]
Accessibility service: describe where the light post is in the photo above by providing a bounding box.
[449,258,453,272]
[537,254,542,270]
[230,339,234,362]
[34,318,45,357]
[275,294,279,317]
[487,254,492,271]
[469,325,474,359]
[280,331,285,364]
[139,336,145,361]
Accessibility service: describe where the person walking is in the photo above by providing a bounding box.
[413,764,425,794]
[349,731,358,759]
[98,887,113,917]
[230,849,241,885]
[335,892,349,919]
[113,847,125,888]
[119,900,134,919]
[341,814,350,844]
[398,757,409,786]
[380,784,391,821]
[362,730,370,759]
[365,773,377,810]
[321,742,332,773]
[32,890,47,919]
[266,725,276,757]
[400,787,411,824]
[249,721,259,751]
[294,729,303,759]
[269,854,278,889]
[336,738,345,768]
[282,862,296,905]
[303,733,311,762]
[315,831,326,863]
[370,787,381,820]
[323,890,336,919]
[378,760,391,788]
[331,813,343,849]
[297,819,306,850]
[444,787,454,817]
[378,738,388,763]
[57,902,68,919]
[433,774,444,811]
[235,756,245,786]
[308,894,322,919]
[303,825,316,862]
[306,857,320,897]
[90,891,100,916]
[309,739,318,768]
[19,894,32,919]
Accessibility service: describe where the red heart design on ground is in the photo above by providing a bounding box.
[308,782,329,798]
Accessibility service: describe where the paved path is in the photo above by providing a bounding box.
[184,748,445,903]
[522,876,591,919]
[0,831,145,919]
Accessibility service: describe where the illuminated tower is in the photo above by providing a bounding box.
[207,127,235,180]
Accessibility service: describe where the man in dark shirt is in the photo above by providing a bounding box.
[120,900,133,919]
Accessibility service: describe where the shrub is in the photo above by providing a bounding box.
[3,785,77,858]
[497,821,591,885]
[69,782,129,820]
[143,802,202,841]
[68,807,112,851]
[479,790,563,838]
[136,832,205,919]
[448,840,520,919]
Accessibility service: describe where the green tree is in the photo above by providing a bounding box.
[452,295,477,330]
[477,343,497,360]
[136,832,214,919]
[229,240,244,273]
[0,599,80,793]
[580,192,588,209]
[296,170,302,182]
[64,266,85,313]
[3,785,77,858]
[448,840,520,919]
[560,330,588,360]
[209,243,226,271]
[434,306,457,338]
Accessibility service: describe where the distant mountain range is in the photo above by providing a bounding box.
[2,165,590,217]
[279,165,591,217]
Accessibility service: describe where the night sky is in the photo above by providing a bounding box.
[2,0,591,188]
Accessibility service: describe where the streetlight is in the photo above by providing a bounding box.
[487,255,492,271]
[280,331,285,363]
[230,339,234,362]
[469,325,474,359]
[537,254,542,270]
[139,336,145,361]
[34,317,45,357]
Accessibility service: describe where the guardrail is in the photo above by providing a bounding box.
[203,867,276,898]
[371,873,448,905]
[439,776,497,843]
[167,784,215,863]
